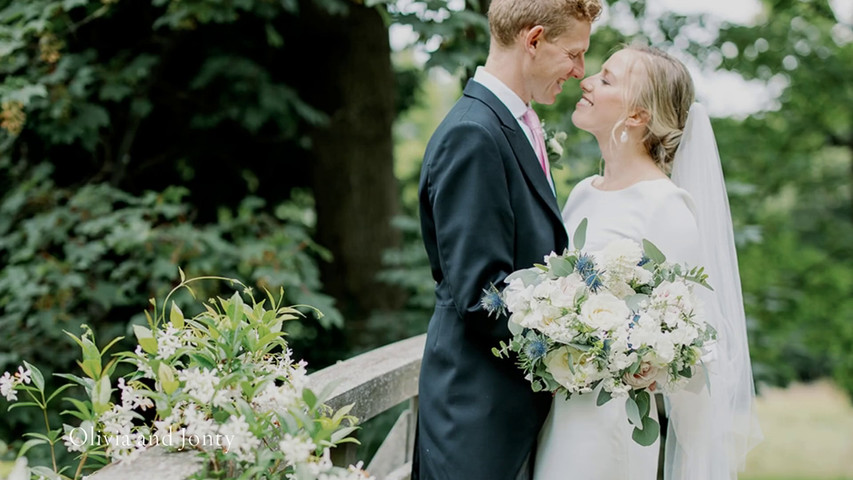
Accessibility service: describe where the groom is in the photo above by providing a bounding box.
[413,1,601,479]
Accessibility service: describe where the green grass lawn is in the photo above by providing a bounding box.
[741,380,853,480]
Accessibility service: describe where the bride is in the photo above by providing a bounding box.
[533,45,762,479]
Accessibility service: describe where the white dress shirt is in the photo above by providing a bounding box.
[472,66,556,195]
[472,66,538,152]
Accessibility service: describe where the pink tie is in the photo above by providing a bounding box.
[521,107,551,180]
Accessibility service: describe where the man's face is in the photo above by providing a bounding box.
[528,20,591,105]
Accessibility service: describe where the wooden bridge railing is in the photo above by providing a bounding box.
[87,334,427,480]
[314,334,425,479]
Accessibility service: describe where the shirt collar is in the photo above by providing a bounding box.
[472,66,529,120]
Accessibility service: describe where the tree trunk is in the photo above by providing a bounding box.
[298,3,404,326]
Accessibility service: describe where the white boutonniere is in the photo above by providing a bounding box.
[543,125,568,168]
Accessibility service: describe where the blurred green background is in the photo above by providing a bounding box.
[1,0,851,478]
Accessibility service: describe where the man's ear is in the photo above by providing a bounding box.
[523,25,545,54]
[625,109,650,128]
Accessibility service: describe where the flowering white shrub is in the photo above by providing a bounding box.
[1,273,373,480]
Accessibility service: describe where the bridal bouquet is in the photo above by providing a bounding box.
[485,219,716,446]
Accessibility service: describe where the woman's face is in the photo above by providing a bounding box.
[571,49,642,138]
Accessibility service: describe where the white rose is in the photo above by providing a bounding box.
[552,274,585,308]
[544,348,576,390]
[580,292,631,332]
[623,362,660,390]
[530,301,563,329]
[544,346,594,391]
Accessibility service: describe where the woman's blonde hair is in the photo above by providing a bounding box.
[488,0,602,48]
[615,45,695,173]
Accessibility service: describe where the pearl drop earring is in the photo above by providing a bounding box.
[620,129,628,143]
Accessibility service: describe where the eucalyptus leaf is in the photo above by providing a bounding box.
[625,396,642,427]
[508,318,523,336]
[566,342,591,352]
[573,218,588,250]
[631,416,660,446]
[625,294,649,312]
[642,239,666,264]
[549,256,573,277]
[566,349,575,374]
[504,267,541,287]
[596,388,612,406]
[635,390,651,417]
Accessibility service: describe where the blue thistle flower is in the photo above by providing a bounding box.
[584,270,604,292]
[480,285,505,317]
[637,255,650,267]
[629,314,640,328]
[524,339,548,360]
[575,253,596,277]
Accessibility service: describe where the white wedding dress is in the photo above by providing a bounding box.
[533,175,703,480]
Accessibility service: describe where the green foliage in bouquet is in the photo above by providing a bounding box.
[0,274,370,480]
[489,219,716,446]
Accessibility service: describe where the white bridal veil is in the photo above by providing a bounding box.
[667,103,763,479]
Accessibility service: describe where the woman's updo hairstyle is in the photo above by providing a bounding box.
[620,45,695,173]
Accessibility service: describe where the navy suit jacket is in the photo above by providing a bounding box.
[414,80,569,479]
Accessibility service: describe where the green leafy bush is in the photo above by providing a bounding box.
[0,162,342,449]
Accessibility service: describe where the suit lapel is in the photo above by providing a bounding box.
[462,80,563,224]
